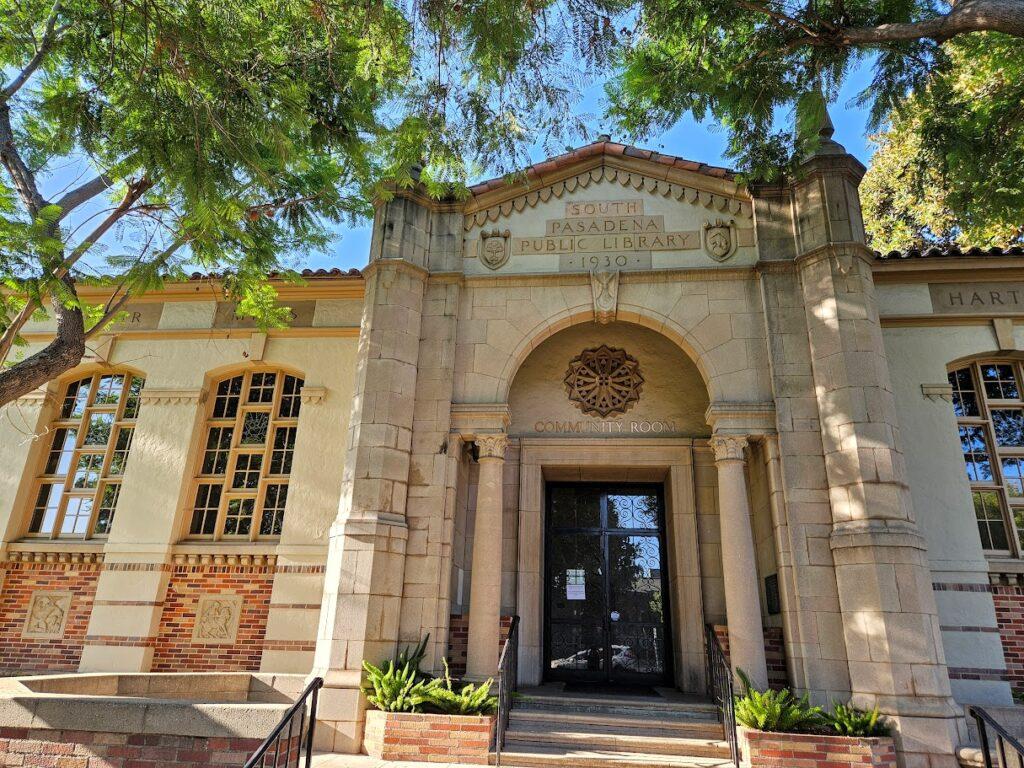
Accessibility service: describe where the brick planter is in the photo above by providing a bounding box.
[363,710,495,764]
[739,727,897,768]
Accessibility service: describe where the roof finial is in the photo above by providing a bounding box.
[819,104,835,140]
[597,133,611,143]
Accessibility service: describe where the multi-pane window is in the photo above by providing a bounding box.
[950,361,1024,556]
[28,373,144,538]
[188,370,302,540]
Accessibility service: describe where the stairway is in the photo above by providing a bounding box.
[493,689,734,767]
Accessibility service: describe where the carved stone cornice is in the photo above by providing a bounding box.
[464,164,753,231]
[139,388,205,406]
[710,434,748,463]
[704,402,776,435]
[171,552,277,567]
[6,549,104,564]
[2,389,55,409]
[299,386,327,404]
[475,433,508,460]
[921,383,954,402]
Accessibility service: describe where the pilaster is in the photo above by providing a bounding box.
[79,387,205,672]
[311,255,427,753]
[792,121,963,767]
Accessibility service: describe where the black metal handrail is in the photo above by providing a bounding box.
[705,625,739,767]
[244,677,323,768]
[493,615,521,767]
[969,706,1024,768]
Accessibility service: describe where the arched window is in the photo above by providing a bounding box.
[949,360,1024,556]
[188,370,303,540]
[28,372,145,538]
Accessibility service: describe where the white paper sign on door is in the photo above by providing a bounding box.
[566,569,586,600]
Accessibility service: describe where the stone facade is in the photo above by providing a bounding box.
[2,136,1024,767]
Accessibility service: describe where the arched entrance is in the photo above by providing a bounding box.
[504,321,714,692]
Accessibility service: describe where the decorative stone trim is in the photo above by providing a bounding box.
[139,387,205,405]
[710,434,748,462]
[3,389,55,408]
[363,710,495,765]
[705,401,777,434]
[191,593,244,644]
[22,590,73,639]
[6,549,104,564]
[170,552,277,566]
[463,165,752,231]
[921,383,954,401]
[475,433,508,460]
[299,385,327,404]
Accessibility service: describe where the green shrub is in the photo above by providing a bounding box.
[394,634,431,673]
[423,659,498,716]
[824,701,889,737]
[733,669,822,733]
[362,659,437,713]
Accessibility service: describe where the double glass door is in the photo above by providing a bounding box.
[544,483,671,685]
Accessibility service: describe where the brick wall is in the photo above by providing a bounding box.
[152,563,273,672]
[363,710,493,765]
[447,614,512,678]
[713,625,789,689]
[0,727,266,768]
[740,728,897,768]
[993,583,1024,693]
[0,561,101,674]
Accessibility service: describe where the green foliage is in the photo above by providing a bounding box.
[862,33,1024,250]
[361,659,436,714]
[824,701,889,737]
[422,659,498,716]
[394,633,431,673]
[734,670,823,734]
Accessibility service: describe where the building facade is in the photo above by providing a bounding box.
[1,129,1023,767]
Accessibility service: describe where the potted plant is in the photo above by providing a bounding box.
[734,671,897,768]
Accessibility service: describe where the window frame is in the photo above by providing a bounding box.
[26,371,144,540]
[950,360,1024,557]
[186,368,302,542]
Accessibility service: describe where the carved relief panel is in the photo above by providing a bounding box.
[192,594,244,644]
[23,591,73,639]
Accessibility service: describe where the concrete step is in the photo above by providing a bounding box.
[515,693,719,717]
[491,744,734,768]
[504,723,730,758]
[509,708,722,737]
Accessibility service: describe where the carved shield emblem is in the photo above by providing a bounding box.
[480,229,511,270]
[702,219,737,262]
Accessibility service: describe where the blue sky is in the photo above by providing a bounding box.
[319,60,879,272]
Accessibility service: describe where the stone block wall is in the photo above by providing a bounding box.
[0,727,266,768]
[152,563,273,672]
[713,625,789,689]
[0,560,101,674]
[447,614,512,678]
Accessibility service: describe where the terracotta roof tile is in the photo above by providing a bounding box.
[175,266,363,282]
[874,245,1024,260]
[468,139,737,195]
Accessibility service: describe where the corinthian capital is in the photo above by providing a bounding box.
[475,433,508,460]
[710,434,748,463]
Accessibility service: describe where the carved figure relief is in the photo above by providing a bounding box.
[702,218,738,262]
[192,594,243,644]
[23,591,73,639]
[564,345,644,417]
[479,228,511,270]
[590,270,620,324]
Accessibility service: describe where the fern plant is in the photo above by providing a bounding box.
[423,659,498,716]
[362,659,438,713]
[394,634,431,673]
[733,670,822,733]
[824,702,889,737]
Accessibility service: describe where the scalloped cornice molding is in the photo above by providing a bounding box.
[172,552,276,566]
[464,165,752,231]
[299,385,327,404]
[3,390,55,409]
[139,388,205,406]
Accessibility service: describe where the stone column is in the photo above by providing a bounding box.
[311,259,426,753]
[793,115,963,765]
[711,434,769,690]
[465,433,507,680]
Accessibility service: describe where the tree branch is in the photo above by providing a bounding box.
[1,0,67,101]
[839,0,1024,42]
[54,174,113,220]
[0,102,46,214]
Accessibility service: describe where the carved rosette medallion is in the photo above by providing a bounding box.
[564,345,644,418]
[479,228,511,270]
[702,218,738,262]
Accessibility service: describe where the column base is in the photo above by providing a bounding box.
[310,679,366,754]
[852,693,966,768]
